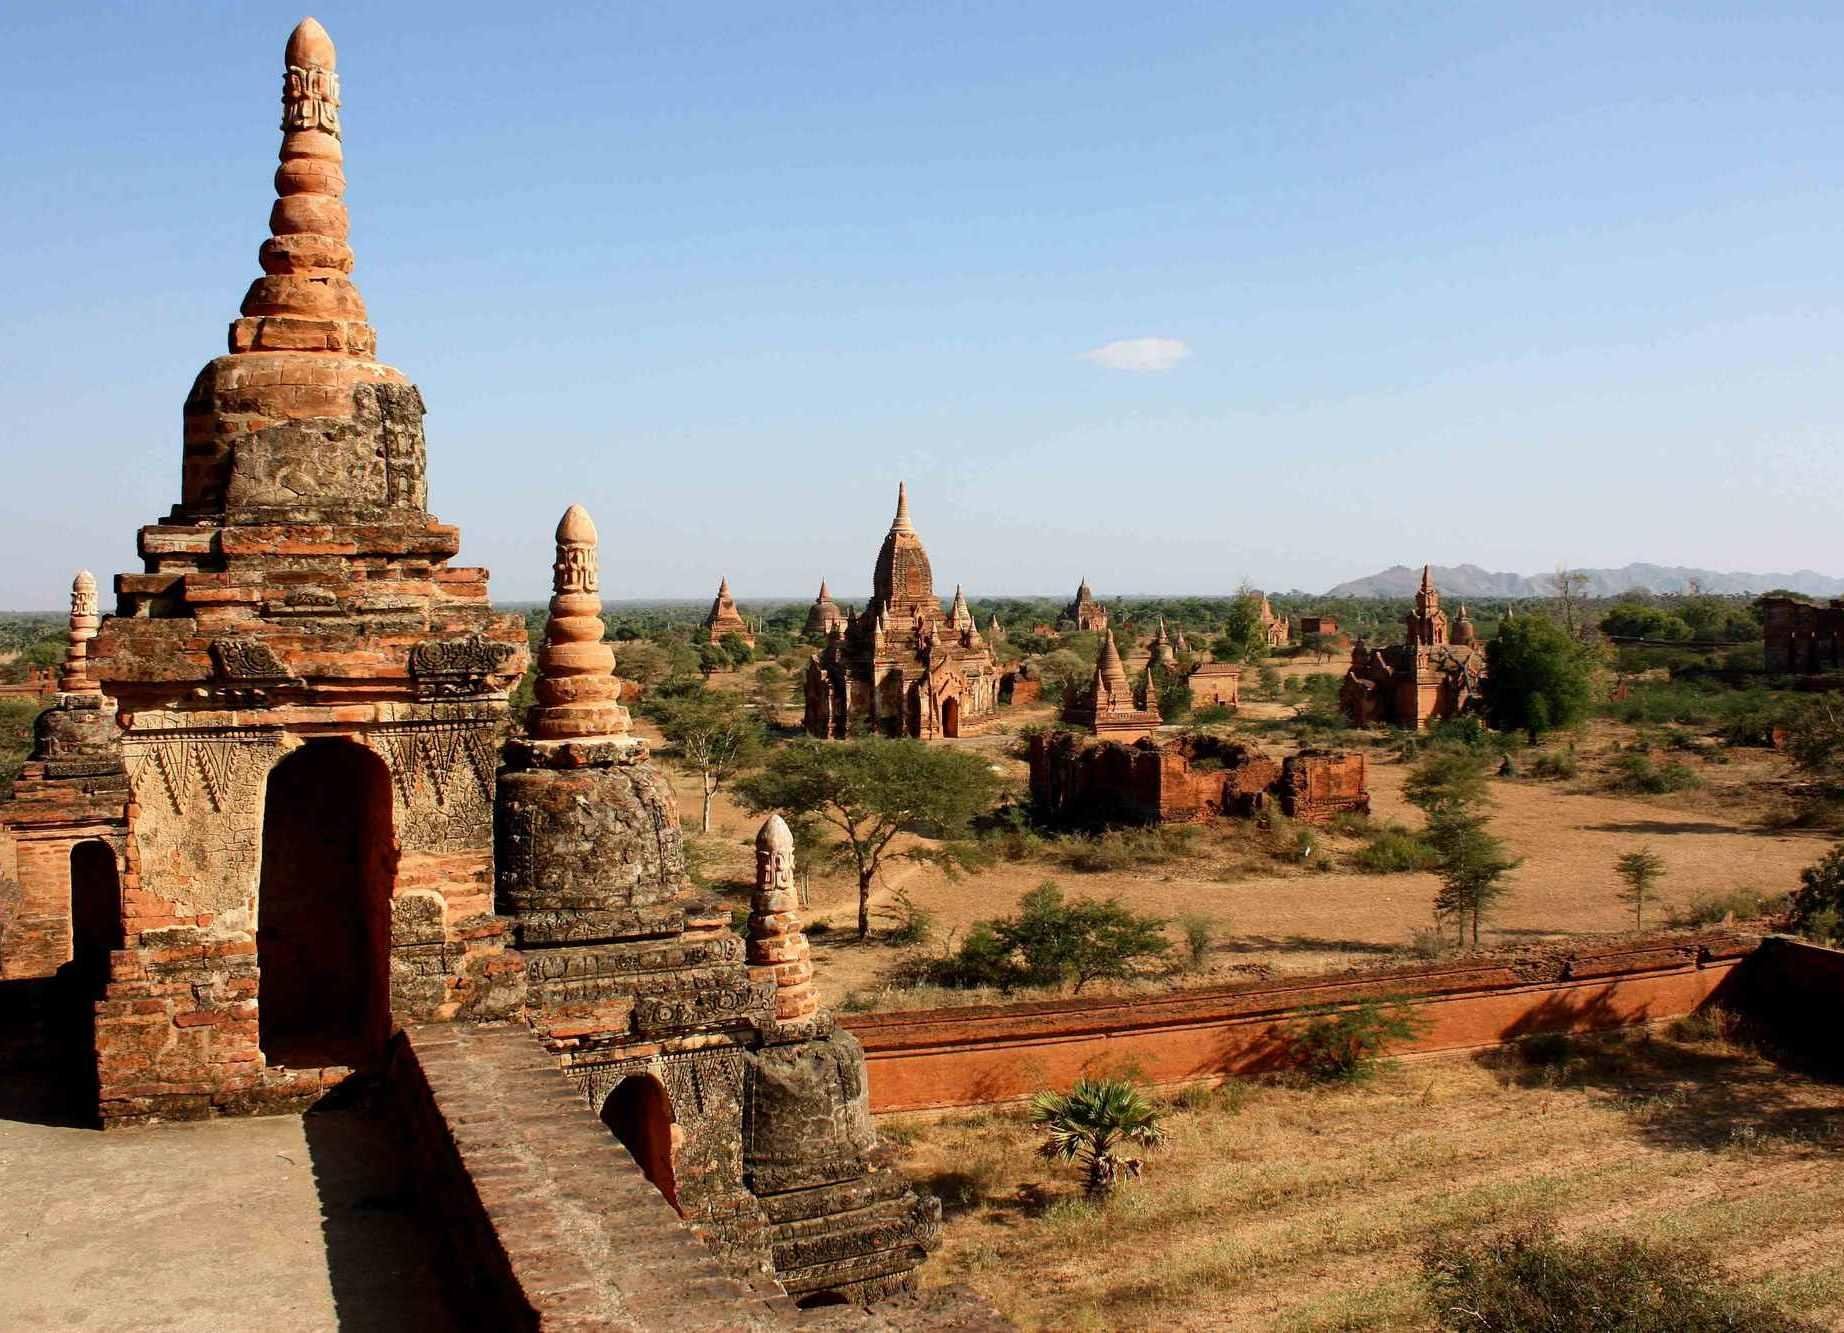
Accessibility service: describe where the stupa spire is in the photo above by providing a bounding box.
[60,571,101,695]
[229,17,375,358]
[748,815,818,1024]
[526,505,629,741]
[890,481,914,535]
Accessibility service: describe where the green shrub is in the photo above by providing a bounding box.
[924,883,1170,993]
[1419,1219,1820,1332]
[1055,825,1198,874]
[1289,998,1429,1083]
[1178,914,1214,970]
[1524,748,1580,781]
[1789,846,1844,945]
[1667,886,1785,928]
[1192,703,1234,725]
[1606,753,1702,794]
[880,889,935,947]
[1354,824,1441,873]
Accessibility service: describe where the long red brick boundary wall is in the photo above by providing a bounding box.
[842,933,1756,1114]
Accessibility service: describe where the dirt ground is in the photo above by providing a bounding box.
[645,691,1830,1010]
[890,1028,1844,1330]
[0,1074,452,1332]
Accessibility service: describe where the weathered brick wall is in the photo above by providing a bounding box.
[391,1023,790,1331]
[843,934,1754,1113]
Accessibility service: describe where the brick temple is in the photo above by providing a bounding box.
[1340,565,1486,729]
[802,484,1000,738]
[1059,577,1108,632]
[0,18,936,1308]
[702,576,755,647]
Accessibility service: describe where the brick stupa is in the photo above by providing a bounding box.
[1064,629,1162,742]
[75,16,530,1122]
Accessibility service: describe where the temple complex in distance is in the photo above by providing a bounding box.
[702,576,755,646]
[1340,566,1486,729]
[1060,578,1108,632]
[803,485,1000,738]
[1259,593,1291,648]
[0,19,938,1311]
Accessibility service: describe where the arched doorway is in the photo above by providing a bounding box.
[941,696,961,738]
[68,840,122,999]
[257,741,393,1068]
[601,1076,679,1212]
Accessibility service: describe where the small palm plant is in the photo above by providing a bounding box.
[1030,1077,1167,1202]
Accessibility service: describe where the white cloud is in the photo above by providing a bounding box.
[1080,336,1192,373]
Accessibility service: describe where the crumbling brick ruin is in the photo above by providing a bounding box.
[1340,566,1485,729]
[1761,594,1844,675]
[1028,729,1368,826]
[1187,660,1241,709]
[0,19,938,1309]
[803,485,1000,738]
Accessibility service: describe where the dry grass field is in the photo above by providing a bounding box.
[888,1025,1844,1331]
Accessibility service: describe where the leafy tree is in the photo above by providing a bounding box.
[1033,648,1091,706]
[1402,751,1491,820]
[1614,846,1666,930]
[696,641,726,675]
[1548,565,1593,640]
[718,631,755,669]
[975,882,1170,992]
[737,739,1000,939]
[1405,751,1519,946]
[649,690,766,834]
[1600,603,1693,642]
[1211,587,1270,664]
[1426,809,1521,947]
[1782,694,1844,789]
[1484,615,1599,741]
[1789,845,1844,945]
[1300,631,1336,664]
[1030,1077,1168,1202]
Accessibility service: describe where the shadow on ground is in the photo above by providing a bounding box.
[1478,1022,1844,1156]
[302,1075,460,1333]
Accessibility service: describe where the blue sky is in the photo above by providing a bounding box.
[2,3,1841,607]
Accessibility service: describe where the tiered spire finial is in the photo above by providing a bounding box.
[229,17,376,358]
[890,481,914,535]
[748,816,818,1024]
[60,571,101,695]
[526,505,629,741]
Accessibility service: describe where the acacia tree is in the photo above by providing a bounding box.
[1614,846,1666,930]
[737,739,1001,939]
[650,690,766,834]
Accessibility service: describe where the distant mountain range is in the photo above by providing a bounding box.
[1323,563,1844,600]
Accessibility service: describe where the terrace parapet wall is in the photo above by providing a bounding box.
[842,932,1756,1113]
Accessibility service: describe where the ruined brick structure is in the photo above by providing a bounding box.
[802,485,1000,738]
[0,665,59,702]
[1059,578,1108,633]
[703,577,755,647]
[501,510,938,1301]
[1061,630,1160,742]
[1761,595,1844,675]
[1340,566,1486,730]
[1187,660,1241,709]
[0,26,945,1308]
[1028,730,1367,826]
[1298,615,1340,638]
[803,580,845,639]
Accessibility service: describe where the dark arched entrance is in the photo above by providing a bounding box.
[601,1076,679,1212]
[941,696,961,738]
[68,840,122,999]
[257,741,393,1068]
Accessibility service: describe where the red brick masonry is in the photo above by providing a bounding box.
[843,933,1755,1113]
